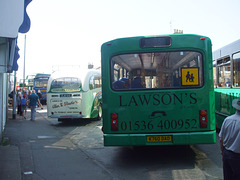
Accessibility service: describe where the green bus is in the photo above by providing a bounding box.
[101,34,216,146]
[213,39,240,131]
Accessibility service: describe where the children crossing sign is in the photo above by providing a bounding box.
[181,68,199,86]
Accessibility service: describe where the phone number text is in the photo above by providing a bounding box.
[120,119,198,131]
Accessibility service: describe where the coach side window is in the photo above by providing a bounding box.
[217,57,231,87]
[233,52,240,87]
[94,75,101,88]
[89,75,102,90]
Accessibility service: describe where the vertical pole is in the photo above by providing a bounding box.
[23,34,26,89]
[12,71,16,119]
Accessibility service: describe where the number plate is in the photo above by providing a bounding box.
[60,94,72,97]
[147,135,172,142]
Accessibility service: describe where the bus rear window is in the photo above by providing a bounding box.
[111,51,203,90]
[50,77,82,92]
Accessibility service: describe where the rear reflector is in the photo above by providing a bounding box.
[200,110,207,128]
[111,113,118,131]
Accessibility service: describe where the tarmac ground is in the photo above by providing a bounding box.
[0,106,112,180]
[0,108,22,180]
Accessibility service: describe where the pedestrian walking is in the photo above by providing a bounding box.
[28,90,41,121]
[17,92,22,115]
[37,90,42,104]
[219,97,240,180]
[27,90,32,108]
[21,94,28,119]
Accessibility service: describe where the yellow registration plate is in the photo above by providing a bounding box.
[147,135,172,142]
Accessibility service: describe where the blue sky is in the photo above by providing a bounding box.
[16,0,240,80]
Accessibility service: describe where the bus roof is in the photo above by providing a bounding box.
[47,69,101,92]
[35,73,51,78]
[49,69,100,80]
[213,39,240,60]
[101,34,211,54]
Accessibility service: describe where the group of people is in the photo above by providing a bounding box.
[16,89,42,121]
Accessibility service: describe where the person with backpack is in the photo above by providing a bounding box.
[21,94,28,119]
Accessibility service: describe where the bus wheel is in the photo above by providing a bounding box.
[97,104,102,120]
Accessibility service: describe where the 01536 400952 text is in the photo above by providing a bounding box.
[119,119,198,131]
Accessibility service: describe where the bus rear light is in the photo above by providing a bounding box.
[79,112,82,114]
[200,110,207,128]
[200,37,206,40]
[111,113,118,131]
[51,112,54,115]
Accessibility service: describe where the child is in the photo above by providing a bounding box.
[21,94,28,119]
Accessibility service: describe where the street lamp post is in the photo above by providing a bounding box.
[23,34,26,89]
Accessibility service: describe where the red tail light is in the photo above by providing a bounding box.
[111,113,118,131]
[200,110,207,128]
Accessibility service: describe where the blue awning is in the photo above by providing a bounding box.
[11,44,20,72]
[10,0,32,73]
[19,0,32,33]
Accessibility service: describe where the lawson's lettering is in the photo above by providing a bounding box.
[120,93,197,107]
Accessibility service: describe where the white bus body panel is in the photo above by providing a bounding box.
[47,70,101,119]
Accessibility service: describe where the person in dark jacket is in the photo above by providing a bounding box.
[28,90,41,121]
[37,90,42,104]
[17,92,22,115]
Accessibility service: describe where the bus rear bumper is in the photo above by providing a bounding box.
[48,114,85,119]
[103,131,216,146]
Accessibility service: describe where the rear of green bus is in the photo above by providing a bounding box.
[101,34,216,146]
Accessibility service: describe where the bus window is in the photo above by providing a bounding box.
[217,57,231,87]
[89,75,102,90]
[111,51,203,90]
[35,80,48,88]
[50,77,81,92]
[233,52,240,87]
